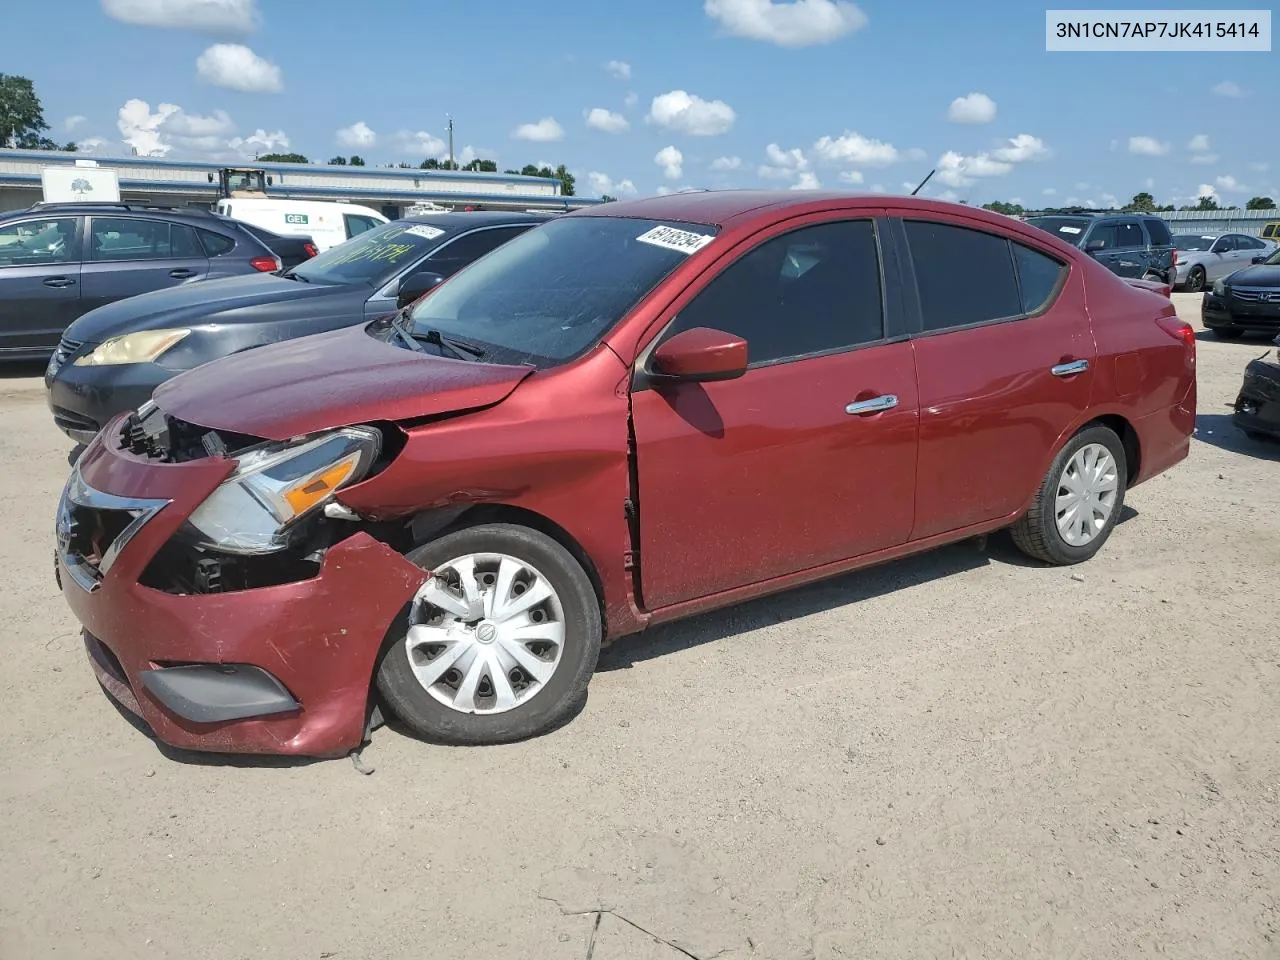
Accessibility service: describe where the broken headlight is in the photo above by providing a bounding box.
[186,426,381,555]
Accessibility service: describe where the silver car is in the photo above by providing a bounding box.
[1173,232,1278,292]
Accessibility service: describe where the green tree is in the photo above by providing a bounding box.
[507,163,576,196]
[600,194,618,203]
[328,155,347,165]
[981,200,1025,216]
[1191,194,1220,211]
[462,158,497,172]
[349,155,366,166]
[0,73,75,150]
[258,152,308,163]
[1125,191,1156,212]
[1246,195,1276,210]
[419,157,458,170]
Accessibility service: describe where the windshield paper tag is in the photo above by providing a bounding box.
[636,225,714,255]
[1059,226,1082,234]
[405,224,445,240]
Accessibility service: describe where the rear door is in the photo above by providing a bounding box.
[894,214,1094,540]
[79,216,211,313]
[1205,235,1240,280]
[0,215,84,354]
[631,214,919,609]
[1110,218,1148,277]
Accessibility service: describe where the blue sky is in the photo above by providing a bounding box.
[6,0,1277,207]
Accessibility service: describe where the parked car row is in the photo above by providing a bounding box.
[51,191,1197,757]
[1201,243,1280,339]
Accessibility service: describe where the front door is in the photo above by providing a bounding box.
[894,214,1096,539]
[0,215,84,354]
[79,217,211,315]
[631,216,919,610]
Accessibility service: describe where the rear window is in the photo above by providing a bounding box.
[1143,217,1173,246]
[198,228,236,257]
[1025,216,1091,247]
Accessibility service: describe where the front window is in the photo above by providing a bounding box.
[1262,247,1280,266]
[407,216,718,365]
[288,220,451,286]
[1174,235,1217,252]
[1024,217,1091,247]
[0,218,78,266]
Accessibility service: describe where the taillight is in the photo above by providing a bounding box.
[1156,314,1195,350]
[1172,248,1179,265]
[303,242,318,258]
[249,255,278,272]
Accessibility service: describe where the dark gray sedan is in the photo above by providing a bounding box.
[45,211,551,442]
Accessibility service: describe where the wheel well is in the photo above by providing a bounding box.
[416,503,608,630]
[1088,414,1141,486]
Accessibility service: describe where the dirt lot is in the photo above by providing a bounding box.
[1,293,1277,960]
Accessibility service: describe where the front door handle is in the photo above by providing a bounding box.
[1051,359,1089,377]
[169,269,196,279]
[846,394,898,415]
[43,277,76,288]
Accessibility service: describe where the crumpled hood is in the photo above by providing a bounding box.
[63,273,365,343]
[153,324,534,441]
[1226,265,1280,289]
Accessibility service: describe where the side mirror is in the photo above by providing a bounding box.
[396,271,446,309]
[1084,239,1106,253]
[1252,255,1267,264]
[650,327,748,383]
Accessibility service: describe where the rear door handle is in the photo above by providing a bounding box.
[169,269,196,279]
[1051,359,1089,377]
[43,277,76,288]
[846,394,898,415]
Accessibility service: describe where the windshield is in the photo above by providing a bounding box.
[1263,247,1280,266]
[1173,235,1218,252]
[407,215,718,365]
[289,220,446,286]
[1025,217,1091,246]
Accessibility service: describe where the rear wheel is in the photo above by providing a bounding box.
[376,523,601,745]
[1012,425,1127,566]
[1185,265,1207,292]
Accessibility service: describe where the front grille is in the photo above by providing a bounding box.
[50,335,84,369]
[1231,287,1280,303]
[51,406,99,433]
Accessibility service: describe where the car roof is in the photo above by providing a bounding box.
[402,211,555,230]
[1,203,233,226]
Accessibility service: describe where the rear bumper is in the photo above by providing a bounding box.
[1233,357,1280,439]
[57,423,428,757]
[1132,390,1196,487]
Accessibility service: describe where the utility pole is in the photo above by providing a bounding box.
[446,115,454,170]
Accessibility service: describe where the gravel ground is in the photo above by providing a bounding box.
[1,293,1277,960]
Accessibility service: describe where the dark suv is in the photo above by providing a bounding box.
[0,203,284,361]
[1024,212,1176,286]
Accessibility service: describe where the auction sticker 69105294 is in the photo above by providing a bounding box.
[636,225,716,255]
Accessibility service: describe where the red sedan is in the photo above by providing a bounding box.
[55,191,1196,756]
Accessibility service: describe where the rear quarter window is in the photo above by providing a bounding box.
[904,220,1022,331]
[1142,217,1173,246]
[197,228,236,257]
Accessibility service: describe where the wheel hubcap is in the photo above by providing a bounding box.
[1055,443,1119,547]
[405,553,565,715]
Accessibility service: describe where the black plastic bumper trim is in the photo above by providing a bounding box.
[139,663,301,723]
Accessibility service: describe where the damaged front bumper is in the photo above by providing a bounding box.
[1233,356,1280,440]
[56,416,428,757]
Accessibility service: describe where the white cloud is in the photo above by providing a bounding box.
[1100,193,1118,208]
[512,117,565,142]
[1211,80,1244,97]
[758,143,810,182]
[162,108,234,137]
[64,115,86,132]
[1190,153,1219,165]
[1196,184,1219,201]
[655,186,676,196]
[1187,133,1211,152]
[457,146,496,166]
[655,145,684,180]
[991,134,1049,163]
[624,91,639,109]
[838,170,864,183]
[196,43,282,93]
[1042,187,1057,195]
[947,92,996,124]
[935,150,1012,187]
[101,0,258,34]
[228,128,288,156]
[648,90,736,136]
[710,155,742,171]
[1128,136,1169,156]
[336,121,377,149]
[584,108,629,134]
[1215,174,1246,192]
[604,60,632,80]
[587,171,637,196]
[791,171,822,190]
[396,129,447,157]
[812,131,898,166]
[76,137,107,153]
[704,0,868,47]
[936,189,960,203]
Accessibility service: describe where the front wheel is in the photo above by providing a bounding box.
[1011,425,1128,566]
[376,523,602,745]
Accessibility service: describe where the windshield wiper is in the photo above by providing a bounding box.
[281,270,310,283]
[412,327,487,361]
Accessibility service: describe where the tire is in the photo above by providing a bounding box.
[1185,266,1206,293]
[1212,327,1244,339]
[376,523,602,745]
[1011,424,1128,566]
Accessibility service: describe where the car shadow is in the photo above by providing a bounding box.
[1195,330,1279,344]
[599,509,1138,673]
[0,360,47,380]
[1195,412,1280,461]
